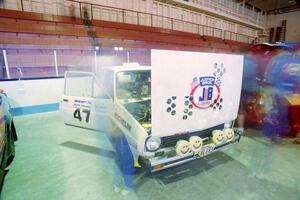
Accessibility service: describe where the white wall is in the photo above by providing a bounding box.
[0,78,64,108]
[6,49,94,68]
[267,11,300,42]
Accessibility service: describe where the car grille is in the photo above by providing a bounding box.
[160,124,224,148]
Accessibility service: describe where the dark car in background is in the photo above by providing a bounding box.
[0,90,17,193]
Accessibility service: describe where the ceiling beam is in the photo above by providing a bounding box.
[267,3,300,14]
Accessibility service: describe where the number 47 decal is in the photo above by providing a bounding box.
[74,108,91,123]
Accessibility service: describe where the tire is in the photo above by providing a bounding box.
[0,143,6,170]
[11,121,18,142]
[0,144,7,194]
[4,123,15,168]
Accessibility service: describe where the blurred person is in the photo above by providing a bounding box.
[69,3,76,22]
[81,5,100,48]
[111,130,136,196]
[0,0,4,7]
[243,53,260,93]
[249,124,276,178]
[262,94,291,141]
[251,37,258,45]
[82,5,91,27]
[236,92,246,133]
[262,104,279,141]
[275,95,291,138]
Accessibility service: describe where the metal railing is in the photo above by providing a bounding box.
[0,0,256,44]
[173,0,266,27]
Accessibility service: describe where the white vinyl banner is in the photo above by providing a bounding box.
[151,49,244,136]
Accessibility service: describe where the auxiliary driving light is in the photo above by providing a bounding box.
[189,136,203,155]
[175,140,191,156]
[223,128,235,142]
[212,130,225,144]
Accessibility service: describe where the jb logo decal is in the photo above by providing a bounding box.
[166,63,226,120]
[190,76,220,109]
[189,63,225,111]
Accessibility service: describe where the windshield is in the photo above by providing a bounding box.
[116,70,151,100]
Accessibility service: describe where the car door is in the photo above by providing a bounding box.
[60,71,113,132]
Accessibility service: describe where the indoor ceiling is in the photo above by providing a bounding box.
[237,0,300,14]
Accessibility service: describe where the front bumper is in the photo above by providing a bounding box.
[139,132,242,172]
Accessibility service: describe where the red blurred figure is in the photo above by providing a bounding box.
[244,92,272,127]
[285,91,300,138]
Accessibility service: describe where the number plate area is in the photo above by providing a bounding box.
[199,144,215,157]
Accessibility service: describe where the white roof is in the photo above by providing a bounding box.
[102,63,151,72]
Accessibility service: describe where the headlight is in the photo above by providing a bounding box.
[145,136,161,152]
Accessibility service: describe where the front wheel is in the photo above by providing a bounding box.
[4,123,15,168]
[11,121,18,142]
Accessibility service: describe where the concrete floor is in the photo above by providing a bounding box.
[1,111,300,200]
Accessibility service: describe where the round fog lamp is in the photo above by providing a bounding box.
[224,128,235,142]
[145,136,161,152]
[176,140,191,156]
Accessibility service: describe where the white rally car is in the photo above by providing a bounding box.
[60,50,244,172]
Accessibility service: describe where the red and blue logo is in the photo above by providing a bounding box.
[190,76,221,109]
[167,63,225,119]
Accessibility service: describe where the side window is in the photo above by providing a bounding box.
[65,73,93,97]
[64,72,111,99]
